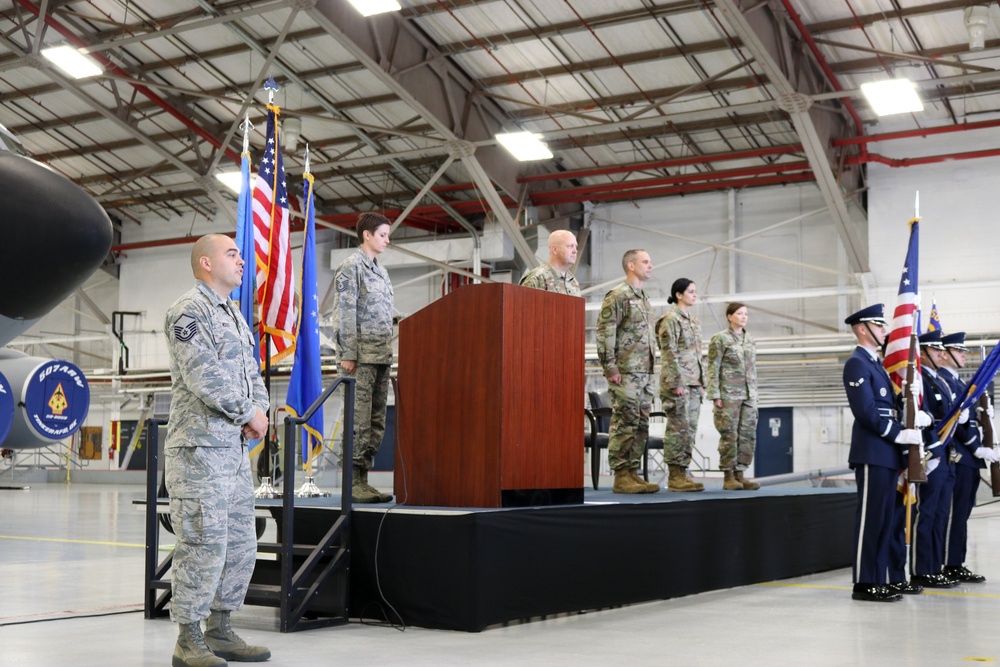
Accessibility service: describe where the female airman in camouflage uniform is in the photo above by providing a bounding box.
[333,213,395,503]
[706,302,759,491]
[656,278,704,492]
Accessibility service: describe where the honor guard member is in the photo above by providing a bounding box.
[655,278,705,492]
[596,249,659,494]
[519,229,582,296]
[164,234,271,666]
[909,330,961,588]
[843,304,921,602]
[333,213,395,504]
[940,332,996,582]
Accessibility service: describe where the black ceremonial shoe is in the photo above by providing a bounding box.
[888,580,923,595]
[943,565,986,583]
[911,574,960,589]
[852,583,903,602]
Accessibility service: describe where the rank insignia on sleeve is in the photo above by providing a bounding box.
[335,273,349,292]
[173,314,198,342]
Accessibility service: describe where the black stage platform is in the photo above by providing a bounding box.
[292,484,855,632]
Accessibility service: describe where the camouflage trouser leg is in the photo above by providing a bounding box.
[607,373,653,472]
[662,387,703,467]
[353,363,391,470]
[715,399,758,471]
[166,444,256,624]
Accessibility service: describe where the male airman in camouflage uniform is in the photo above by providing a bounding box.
[164,234,271,666]
[519,229,582,296]
[333,212,395,503]
[596,249,659,494]
[706,302,759,490]
[656,278,705,492]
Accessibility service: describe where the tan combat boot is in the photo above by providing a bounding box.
[684,469,705,491]
[735,470,760,490]
[612,469,644,494]
[173,622,227,667]
[722,469,744,490]
[205,611,271,663]
[351,466,380,503]
[667,464,703,492]
[629,469,660,493]
[357,466,393,503]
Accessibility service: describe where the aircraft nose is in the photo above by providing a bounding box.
[0,153,113,321]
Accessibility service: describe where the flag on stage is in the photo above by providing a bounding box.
[253,103,296,365]
[927,300,940,332]
[883,219,921,400]
[936,342,1000,447]
[286,171,324,467]
[231,146,261,365]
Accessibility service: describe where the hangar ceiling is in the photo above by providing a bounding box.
[1,0,999,269]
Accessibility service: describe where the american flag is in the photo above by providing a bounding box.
[253,104,296,364]
[883,219,921,399]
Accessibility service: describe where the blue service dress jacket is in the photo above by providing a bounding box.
[844,346,904,470]
[921,368,955,453]
[941,371,983,470]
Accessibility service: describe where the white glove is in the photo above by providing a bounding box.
[894,429,921,446]
[914,411,932,428]
[991,404,996,420]
[959,408,970,425]
[924,457,940,475]
[974,446,1000,463]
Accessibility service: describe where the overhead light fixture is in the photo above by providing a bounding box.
[215,171,244,194]
[965,5,990,51]
[346,0,401,16]
[495,131,553,161]
[860,78,923,116]
[40,45,102,79]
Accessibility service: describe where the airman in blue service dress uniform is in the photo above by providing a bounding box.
[843,304,921,602]
[909,330,961,589]
[940,332,996,583]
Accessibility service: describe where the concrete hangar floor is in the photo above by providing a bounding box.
[2,478,1000,666]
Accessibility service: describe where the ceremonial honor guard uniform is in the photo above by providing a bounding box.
[843,305,905,602]
[940,332,987,583]
[909,330,960,588]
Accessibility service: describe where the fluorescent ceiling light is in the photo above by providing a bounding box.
[215,171,244,194]
[346,0,401,16]
[40,45,102,79]
[496,131,553,161]
[860,78,923,116]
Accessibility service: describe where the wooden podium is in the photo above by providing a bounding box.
[396,283,584,507]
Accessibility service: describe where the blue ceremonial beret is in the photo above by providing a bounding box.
[845,304,886,326]
[941,332,968,350]
[918,330,945,349]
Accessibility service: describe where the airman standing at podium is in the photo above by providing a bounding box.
[596,249,659,494]
[843,304,920,602]
[519,229,582,296]
[333,212,395,504]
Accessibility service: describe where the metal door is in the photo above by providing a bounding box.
[755,407,793,477]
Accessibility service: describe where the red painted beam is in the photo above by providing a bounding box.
[833,118,1000,146]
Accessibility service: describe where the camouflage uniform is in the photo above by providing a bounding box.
[705,327,758,471]
[656,305,704,467]
[164,280,268,625]
[333,248,394,469]
[519,262,582,297]
[596,282,656,472]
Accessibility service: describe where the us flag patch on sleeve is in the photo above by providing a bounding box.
[173,314,198,342]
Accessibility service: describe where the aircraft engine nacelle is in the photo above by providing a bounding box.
[0,350,90,450]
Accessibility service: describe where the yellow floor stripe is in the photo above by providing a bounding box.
[759,580,1000,598]
[0,534,145,548]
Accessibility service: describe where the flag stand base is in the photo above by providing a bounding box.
[255,476,282,499]
[295,476,330,498]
